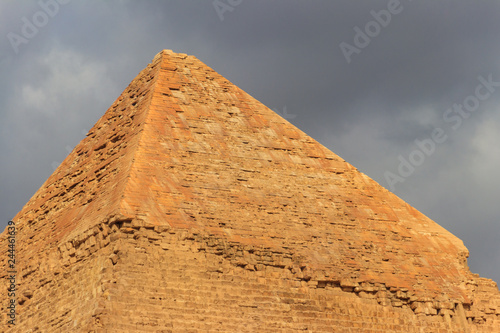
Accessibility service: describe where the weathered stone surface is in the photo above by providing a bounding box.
[1,50,499,332]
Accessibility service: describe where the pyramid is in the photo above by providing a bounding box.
[1,50,499,332]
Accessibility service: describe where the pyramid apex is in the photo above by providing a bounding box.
[152,49,189,63]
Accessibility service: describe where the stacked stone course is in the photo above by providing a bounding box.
[1,50,499,332]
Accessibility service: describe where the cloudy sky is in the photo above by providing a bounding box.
[1,1,499,284]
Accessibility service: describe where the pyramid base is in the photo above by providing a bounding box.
[4,216,498,332]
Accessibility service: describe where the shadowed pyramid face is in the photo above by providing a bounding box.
[2,50,499,332]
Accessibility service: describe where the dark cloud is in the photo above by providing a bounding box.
[1,0,499,283]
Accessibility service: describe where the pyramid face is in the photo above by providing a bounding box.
[1,50,499,332]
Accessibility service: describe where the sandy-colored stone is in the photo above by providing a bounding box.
[1,50,499,332]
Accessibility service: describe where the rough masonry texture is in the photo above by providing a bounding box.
[1,50,499,332]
